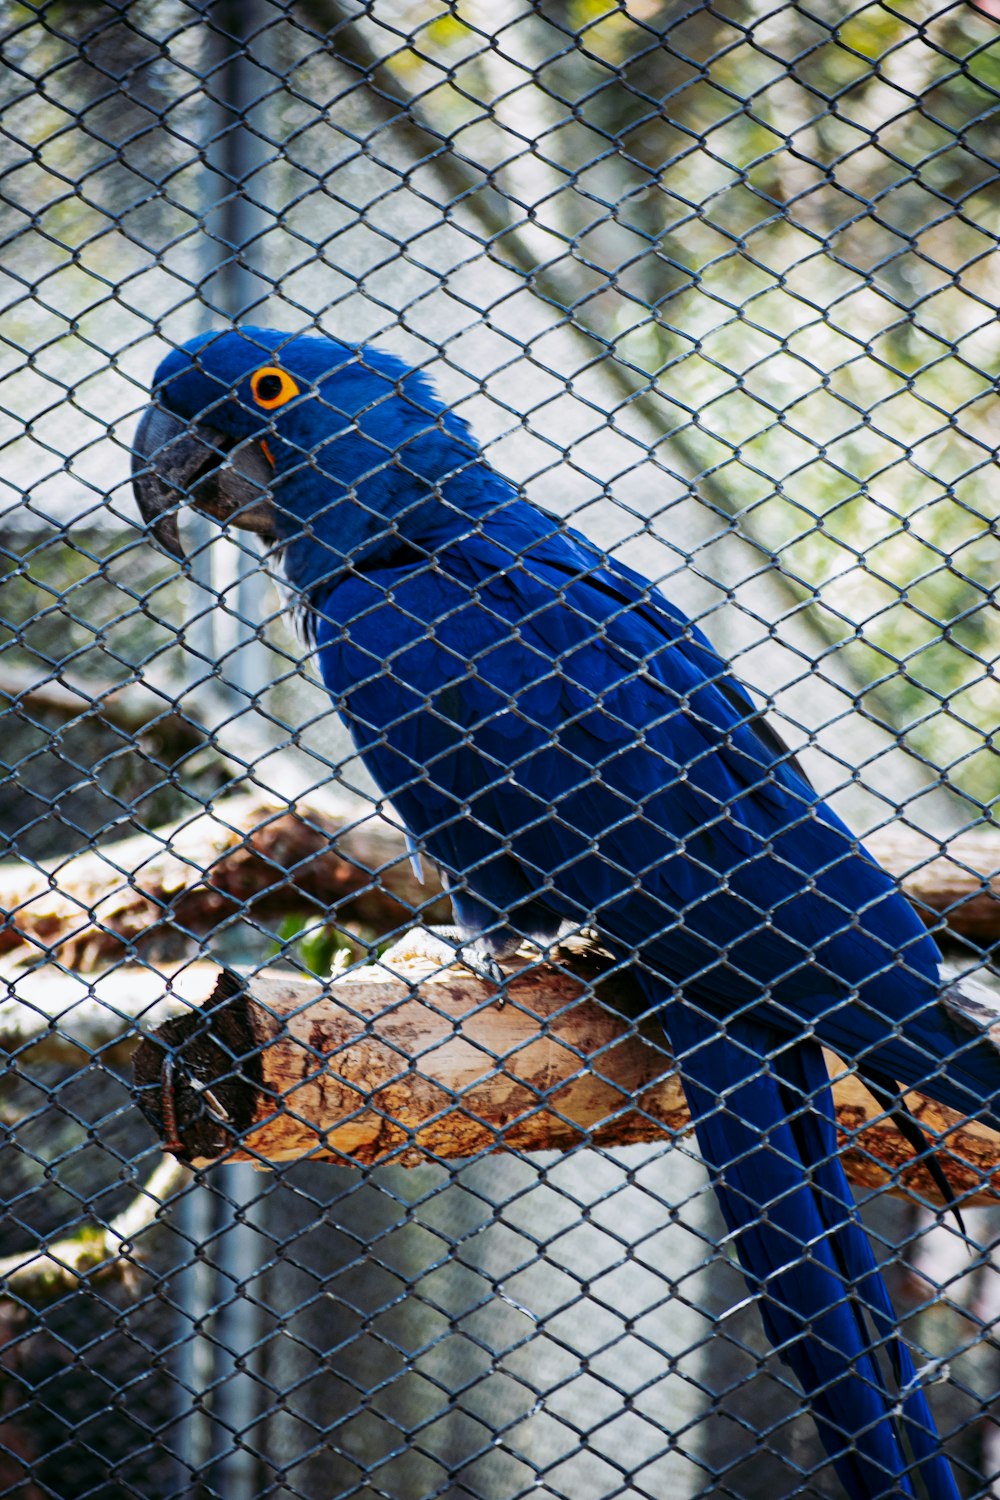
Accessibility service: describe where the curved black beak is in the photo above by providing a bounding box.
[132,406,275,560]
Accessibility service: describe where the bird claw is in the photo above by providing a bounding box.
[467,949,507,1006]
[379,927,507,1004]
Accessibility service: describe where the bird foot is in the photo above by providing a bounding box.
[378,927,507,1003]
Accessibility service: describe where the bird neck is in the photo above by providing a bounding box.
[281,455,514,608]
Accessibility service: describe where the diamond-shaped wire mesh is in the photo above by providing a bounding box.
[3,2,1000,1497]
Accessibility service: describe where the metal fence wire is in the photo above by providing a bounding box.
[3,1,1000,1497]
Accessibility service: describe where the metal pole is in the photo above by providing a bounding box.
[172,7,276,1497]
[202,0,273,711]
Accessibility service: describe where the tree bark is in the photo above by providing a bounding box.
[3,798,1000,971]
[0,794,446,968]
[131,949,1000,1206]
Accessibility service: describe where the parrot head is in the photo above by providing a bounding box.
[132,328,492,596]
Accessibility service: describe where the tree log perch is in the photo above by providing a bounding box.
[131,949,1000,1207]
[0,663,216,747]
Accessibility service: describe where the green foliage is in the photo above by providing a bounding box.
[271,913,357,977]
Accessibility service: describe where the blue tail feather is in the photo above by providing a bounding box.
[661,998,960,1500]
[781,1041,962,1500]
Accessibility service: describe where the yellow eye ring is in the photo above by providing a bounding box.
[250,366,299,410]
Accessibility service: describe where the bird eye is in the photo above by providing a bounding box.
[251,366,299,409]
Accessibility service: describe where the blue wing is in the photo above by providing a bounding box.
[317,506,990,1114]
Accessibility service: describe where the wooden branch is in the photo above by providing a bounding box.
[0,962,221,1058]
[867,825,1000,941]
[0,794,445,968]
[0,664,214,750]
[131,949,1000,1206]
[0,1155,189,1304]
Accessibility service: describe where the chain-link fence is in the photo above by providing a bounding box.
[3,2,1000,1497]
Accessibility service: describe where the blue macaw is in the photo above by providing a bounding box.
[134,328,999,1499]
